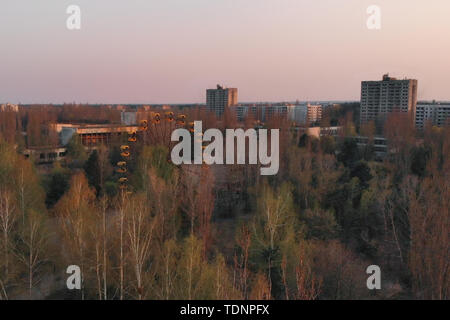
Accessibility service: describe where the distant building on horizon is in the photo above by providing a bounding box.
[415,102,450,129]
[287,103,322,125]
[120,111,137,125]
[0,103,19,112]
[206,85,238,116]
[307,104,322,124]
[288,104,307,124]
[360,74,418,127]
[230,102,322,125]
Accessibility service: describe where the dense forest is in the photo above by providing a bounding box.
[0,105,448,300]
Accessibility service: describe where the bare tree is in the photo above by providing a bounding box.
[126,194,154,300]
[235,225,251,299]
[15,210,48,298]
[56,173,96,300]
[0,189,17,283]
[116,190,127,300]
[249,273,272,300]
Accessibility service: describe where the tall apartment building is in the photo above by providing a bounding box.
[360,74,418,125]
[415,102,450,129]
[206,85,238,116]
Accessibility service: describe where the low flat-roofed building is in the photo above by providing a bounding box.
[52,123,139,146]
[22,146,67,164]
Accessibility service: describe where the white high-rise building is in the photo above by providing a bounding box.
[307,104,322,123]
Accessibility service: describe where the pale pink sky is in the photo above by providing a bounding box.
[0,0,449,104]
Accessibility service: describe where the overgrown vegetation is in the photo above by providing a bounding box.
[0,106,448,300]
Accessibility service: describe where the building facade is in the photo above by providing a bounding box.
[230,103,322,125]
[53,123,139,146]
[231,103,321,125]
[206,85,238,116]
[22,146,67,164]
[360,74,418,125]
[415,102,450,129]
[307,104,322,123]
[120,111,137,125]
[288,104,308,124]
